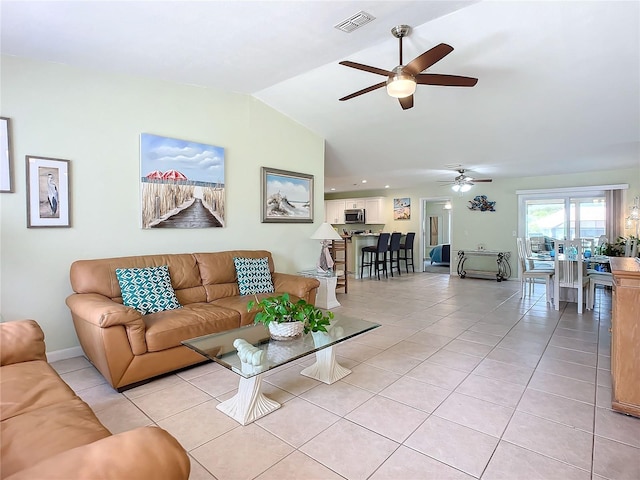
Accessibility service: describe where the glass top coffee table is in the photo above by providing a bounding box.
[182,315,379,425]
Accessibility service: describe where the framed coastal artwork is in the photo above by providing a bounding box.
[140,133,225,229]
[393,197,411,220]
[26,156,71,228]
[261,167,313,223]
[1,117,12,192]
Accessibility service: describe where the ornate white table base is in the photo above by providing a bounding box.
[216,374,280,425]
[313,275,341,309]
[300,345,351,384]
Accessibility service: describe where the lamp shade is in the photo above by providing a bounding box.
[310,222,342,240]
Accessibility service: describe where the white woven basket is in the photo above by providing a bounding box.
[268,321,304,341]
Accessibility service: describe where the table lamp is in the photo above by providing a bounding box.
[310,223,342,272]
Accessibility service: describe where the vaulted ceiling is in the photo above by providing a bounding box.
[2,1,638,192]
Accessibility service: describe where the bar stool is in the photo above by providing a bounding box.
[388,232,402,277]
[398,232,415,273]
[361,233,390,280]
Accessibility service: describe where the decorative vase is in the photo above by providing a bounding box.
[268,321,304,341]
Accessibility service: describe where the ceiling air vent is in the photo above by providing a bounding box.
[334,11,375,33]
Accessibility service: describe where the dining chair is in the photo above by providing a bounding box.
[624,238,638,257]
[361,233,390,280]
[516,238,554,304]
[387,232,402,277]
[553,239,589,314]
[588,271,613,310]
[581,238,595,255]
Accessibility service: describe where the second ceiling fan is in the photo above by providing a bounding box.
[439,168,493,193]
[339,25,478,110]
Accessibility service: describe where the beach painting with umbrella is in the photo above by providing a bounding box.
[140,133,225,229]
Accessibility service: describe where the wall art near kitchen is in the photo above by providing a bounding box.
[393,197,411,220]
[26,156,70,228]
[261,167,313,223]
[1,117,12,192]
[468,195,496,211]
[140,133,225,229]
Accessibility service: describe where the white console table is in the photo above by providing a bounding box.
[456,250,511,282]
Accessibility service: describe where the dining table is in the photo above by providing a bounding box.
[526,253,610,305]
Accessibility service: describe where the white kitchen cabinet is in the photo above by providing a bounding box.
[325,200,345,224]
[364,197,384,224]
[344,199,365,210]
[325,197,384,224]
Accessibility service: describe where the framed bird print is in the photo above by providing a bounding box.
[26,156,71,228]
[1,117,12,192]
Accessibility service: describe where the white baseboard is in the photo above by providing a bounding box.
[46,346,84,363]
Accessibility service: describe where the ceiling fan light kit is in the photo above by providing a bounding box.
[386,66,416,98]
[451,183,472,193]
[339,24,478,110]
[442,168,493,193]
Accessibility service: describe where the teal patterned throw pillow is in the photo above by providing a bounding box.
[233,257,274,296]
[115,265,182,315]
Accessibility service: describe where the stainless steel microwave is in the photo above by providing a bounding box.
[344,208,365,224]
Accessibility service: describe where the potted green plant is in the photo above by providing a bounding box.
[247,293,334,340]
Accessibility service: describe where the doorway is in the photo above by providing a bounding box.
[421,197,452,273]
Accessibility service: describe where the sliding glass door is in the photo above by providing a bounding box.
[522,193,606,244]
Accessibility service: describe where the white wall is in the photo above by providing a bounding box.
[0,56,325,352]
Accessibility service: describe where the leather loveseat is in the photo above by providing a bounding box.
[66,250,319,390]
[0,319,190,480]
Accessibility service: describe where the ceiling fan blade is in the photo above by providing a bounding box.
[473,179,493,182]
[339,61,392,77]
[405,43,454,75]
[339,82,386,101]
[399,95,414,110]
[416,74,478,87]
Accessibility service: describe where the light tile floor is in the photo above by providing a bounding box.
[52,273,640,480]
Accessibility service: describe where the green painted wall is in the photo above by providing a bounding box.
[0,56,325,352]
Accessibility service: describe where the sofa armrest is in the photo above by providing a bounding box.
[66,293,148,355]
[5,426,190,480]
[66,293,142,328]
[0,319,47,366]
[272,273,320,304]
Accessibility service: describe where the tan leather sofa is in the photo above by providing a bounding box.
[0,319,190,480]
[66,250,319,390]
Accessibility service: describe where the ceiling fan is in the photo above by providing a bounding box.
[339,25,478,110]
[439,168,492,192]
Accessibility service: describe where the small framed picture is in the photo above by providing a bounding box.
[261,167,314,223]
[393,197,411,220]
[1,117,12,192]
[26,156,71,228]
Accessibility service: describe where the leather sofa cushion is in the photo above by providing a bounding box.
[70,254,204,301]
[211,293,304,327]
[143,303,241,352]
[195,250,274,287]
[1,397,111,478]
[0,361,77,422]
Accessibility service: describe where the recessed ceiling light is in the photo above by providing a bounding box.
[362,180,367,183]
[330,188,335,191]
[384,185,390,188]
